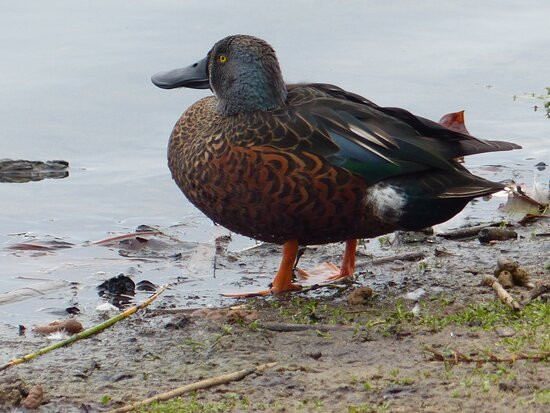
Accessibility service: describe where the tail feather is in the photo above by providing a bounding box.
[458,139,521,157]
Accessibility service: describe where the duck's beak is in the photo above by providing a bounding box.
[151,56,210,89]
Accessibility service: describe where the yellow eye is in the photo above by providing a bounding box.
[219,54,227,63]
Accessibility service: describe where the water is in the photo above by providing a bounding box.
[1,1,549,330]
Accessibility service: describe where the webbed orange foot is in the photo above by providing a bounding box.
[222,240,302,298]
[297,239,358,284]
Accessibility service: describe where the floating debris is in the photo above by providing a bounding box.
[136,280,157,292]
[97,274,135,307]
[0,159,68,183]
[7,239,73,251]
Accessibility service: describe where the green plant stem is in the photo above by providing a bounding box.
[0,285,167,372]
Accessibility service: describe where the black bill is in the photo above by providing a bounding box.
[151,56,209,89]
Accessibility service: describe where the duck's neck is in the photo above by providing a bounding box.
[215,65,287,116]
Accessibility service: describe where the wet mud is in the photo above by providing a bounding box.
[0,216,548,412]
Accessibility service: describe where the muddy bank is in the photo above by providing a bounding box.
[0,218,549,412]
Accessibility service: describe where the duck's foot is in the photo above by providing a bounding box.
[221,283,302,298]
[222,239,303,298]
[296,262,354,284]
[297,239,357,284]
[221,239,358,298]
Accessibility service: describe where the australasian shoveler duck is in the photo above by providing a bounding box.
[152,35,520,297]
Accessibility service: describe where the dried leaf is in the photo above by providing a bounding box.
[439,110,470,134]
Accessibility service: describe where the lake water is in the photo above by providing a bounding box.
[1,1,549,330]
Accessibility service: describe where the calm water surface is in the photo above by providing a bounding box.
[1,1,549,329]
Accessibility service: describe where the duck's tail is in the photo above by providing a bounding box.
[387,170,505,231]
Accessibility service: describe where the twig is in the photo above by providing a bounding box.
[521,280,550,305]
[424,346,549,364]
[260,322,353,332]
[372,252,425,265]
[518,214,550,226]
[107,362,277,413]
[355,252,425,270]
[0,286,167,372]
[481,275,522,311]
[438,224,491,240]
[92,230,164,245]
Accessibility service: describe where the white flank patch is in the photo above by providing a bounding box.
[366,184,407,222]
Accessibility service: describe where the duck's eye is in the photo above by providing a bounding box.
[219,54,227,63]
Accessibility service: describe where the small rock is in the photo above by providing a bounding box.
[21,384,44,409]
[497,271,514,289]
[411,303,421,318]
[32,319,83,335]
[136,280,157,292]
[495,327,516,338]
[307,352,322,360]
[499,379,518,392]
[347,287,373,305]
[497,256,519,273]
[512,267,530,286]
[404,288,426,301]
[96,302,119,315]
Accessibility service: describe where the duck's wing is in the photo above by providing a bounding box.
[245,84,520,185]
[309,83,520,155]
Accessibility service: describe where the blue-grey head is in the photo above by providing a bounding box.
[152,35,288,116]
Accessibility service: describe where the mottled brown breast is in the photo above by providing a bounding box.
[167,97,393,245]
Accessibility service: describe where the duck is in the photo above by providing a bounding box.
[152,34,520,297]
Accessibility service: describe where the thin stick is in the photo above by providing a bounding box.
[0,286,167,372]
[92,230,164,245]
[438,224,491,240]
[353,252,426,271]
[107,362,277,413]
[481,275,521,311]
[521,280,550,305]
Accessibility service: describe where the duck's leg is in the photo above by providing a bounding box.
[222,240,302,298]
[327,239,357,281]
[296,239,357,283]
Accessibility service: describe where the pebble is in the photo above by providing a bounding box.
[347,287,373,305]
[495,327,516,338]
[404,288,426,301]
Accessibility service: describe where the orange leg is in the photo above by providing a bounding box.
[222,240,302,297]
[327,239,357,281]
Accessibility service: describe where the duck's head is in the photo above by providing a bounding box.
[152,35,287,116]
